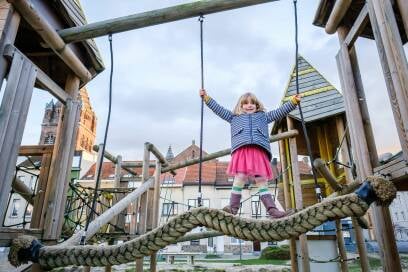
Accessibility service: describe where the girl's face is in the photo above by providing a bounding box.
[241,98,257,114]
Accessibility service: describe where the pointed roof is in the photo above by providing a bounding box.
[165,145,175,162]
[281,56,345,123]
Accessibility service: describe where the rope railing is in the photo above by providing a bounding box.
[8,176,396,269]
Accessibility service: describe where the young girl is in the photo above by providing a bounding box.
[200,89,301,218]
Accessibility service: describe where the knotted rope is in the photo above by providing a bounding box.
[9,176,395,269]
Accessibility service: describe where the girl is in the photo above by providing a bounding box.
[199,89,301,218]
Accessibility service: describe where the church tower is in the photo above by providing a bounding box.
[39,88,97,152]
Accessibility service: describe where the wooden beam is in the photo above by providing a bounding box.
[11,176,34,205]
[162,130,298,173]
[58,0,280,43]
[42,74,81,240]
[19,145,53,156]
[150,162,161,272]
[278,128,298,272]
[0,49,36,222]
[0,227,42,247]
[336,116,370,272]
[368,0,408,162]
[313,158,342,192]
[136,143,151,272]
[287,117,310,272]
[92,145,139,176]
[338,21,402,271]
[344,4,369,50]
[7,0,92,83]
[325,0,352,34]
[3,44,69,104]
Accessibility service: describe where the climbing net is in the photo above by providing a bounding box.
[2,156,39,228]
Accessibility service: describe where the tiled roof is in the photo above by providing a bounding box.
[80,144,312,185]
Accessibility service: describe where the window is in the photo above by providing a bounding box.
[187,199,209,209]
[44,134,55,144]
[190,239,200,246]
[402,211,406,220]
[228,177,234,182]
[230,237,242,244]
[251,195,262,217]
[208,237,213,247]
[162,202,177,216]
[25,206,33,217]
[10,199,20,217]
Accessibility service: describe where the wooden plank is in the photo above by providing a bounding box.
[30,153,52,229]
[150,162,162,272]
[344,4,369,48]
[19,145,54,156]
[369,0,408,162]
[277,128,298,272]
[0,53,36,222]
[287,117,310,272]
[136,143,151,272]
[3,44,69,104]
[58,0,280,43]
[42,74,81,240]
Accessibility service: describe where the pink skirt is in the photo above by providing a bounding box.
[227,145,273,179]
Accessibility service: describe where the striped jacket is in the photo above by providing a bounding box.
[205,97,297,159]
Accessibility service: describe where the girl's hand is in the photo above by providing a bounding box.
[294,94,302,103]
[291,94,302,105]
[199,88,207,98]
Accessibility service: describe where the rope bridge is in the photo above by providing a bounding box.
[9,176,396,269]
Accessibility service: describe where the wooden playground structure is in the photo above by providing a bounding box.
[0,0,407,271]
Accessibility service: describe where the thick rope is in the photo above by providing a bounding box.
[9,176,396,269]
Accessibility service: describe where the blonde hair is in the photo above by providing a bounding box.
[233,92,266,115]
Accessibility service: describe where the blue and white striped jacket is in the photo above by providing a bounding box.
[205,97,297,159]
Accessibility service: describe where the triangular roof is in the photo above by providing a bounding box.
[281,55,345,123]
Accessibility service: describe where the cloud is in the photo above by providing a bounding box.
[17,0,405,162]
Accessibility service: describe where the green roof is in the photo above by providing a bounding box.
[281,56,345,123]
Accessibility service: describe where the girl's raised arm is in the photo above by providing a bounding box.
[266,97,298,123]
[200,89,233,123]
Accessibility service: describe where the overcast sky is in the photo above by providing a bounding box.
[20,0,407,162]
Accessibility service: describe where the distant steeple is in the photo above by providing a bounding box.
[166,145,174,162]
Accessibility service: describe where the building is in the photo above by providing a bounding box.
[79,141,312,254]
[39,87,97,153]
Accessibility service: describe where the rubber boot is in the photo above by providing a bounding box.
[222,193,241,215]
[260,194,294,218]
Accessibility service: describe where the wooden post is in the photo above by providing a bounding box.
[135,143,150,272]
[0,3,20,91]
[42,74,81,240]
[278,128,298,272]
[0,50,36,221]
[30,152,52,229]
[150,162,162,272]
[335,116,371,272]
[58,0,280,43]
[395,0,408,38]
[325,0,352,34]
[368,0,408,162]
[287,117,310,272]
[337,21,401,271]
[112,155,126,230]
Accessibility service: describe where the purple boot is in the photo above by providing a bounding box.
[222,193,241,215]
[260,194,293,219]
